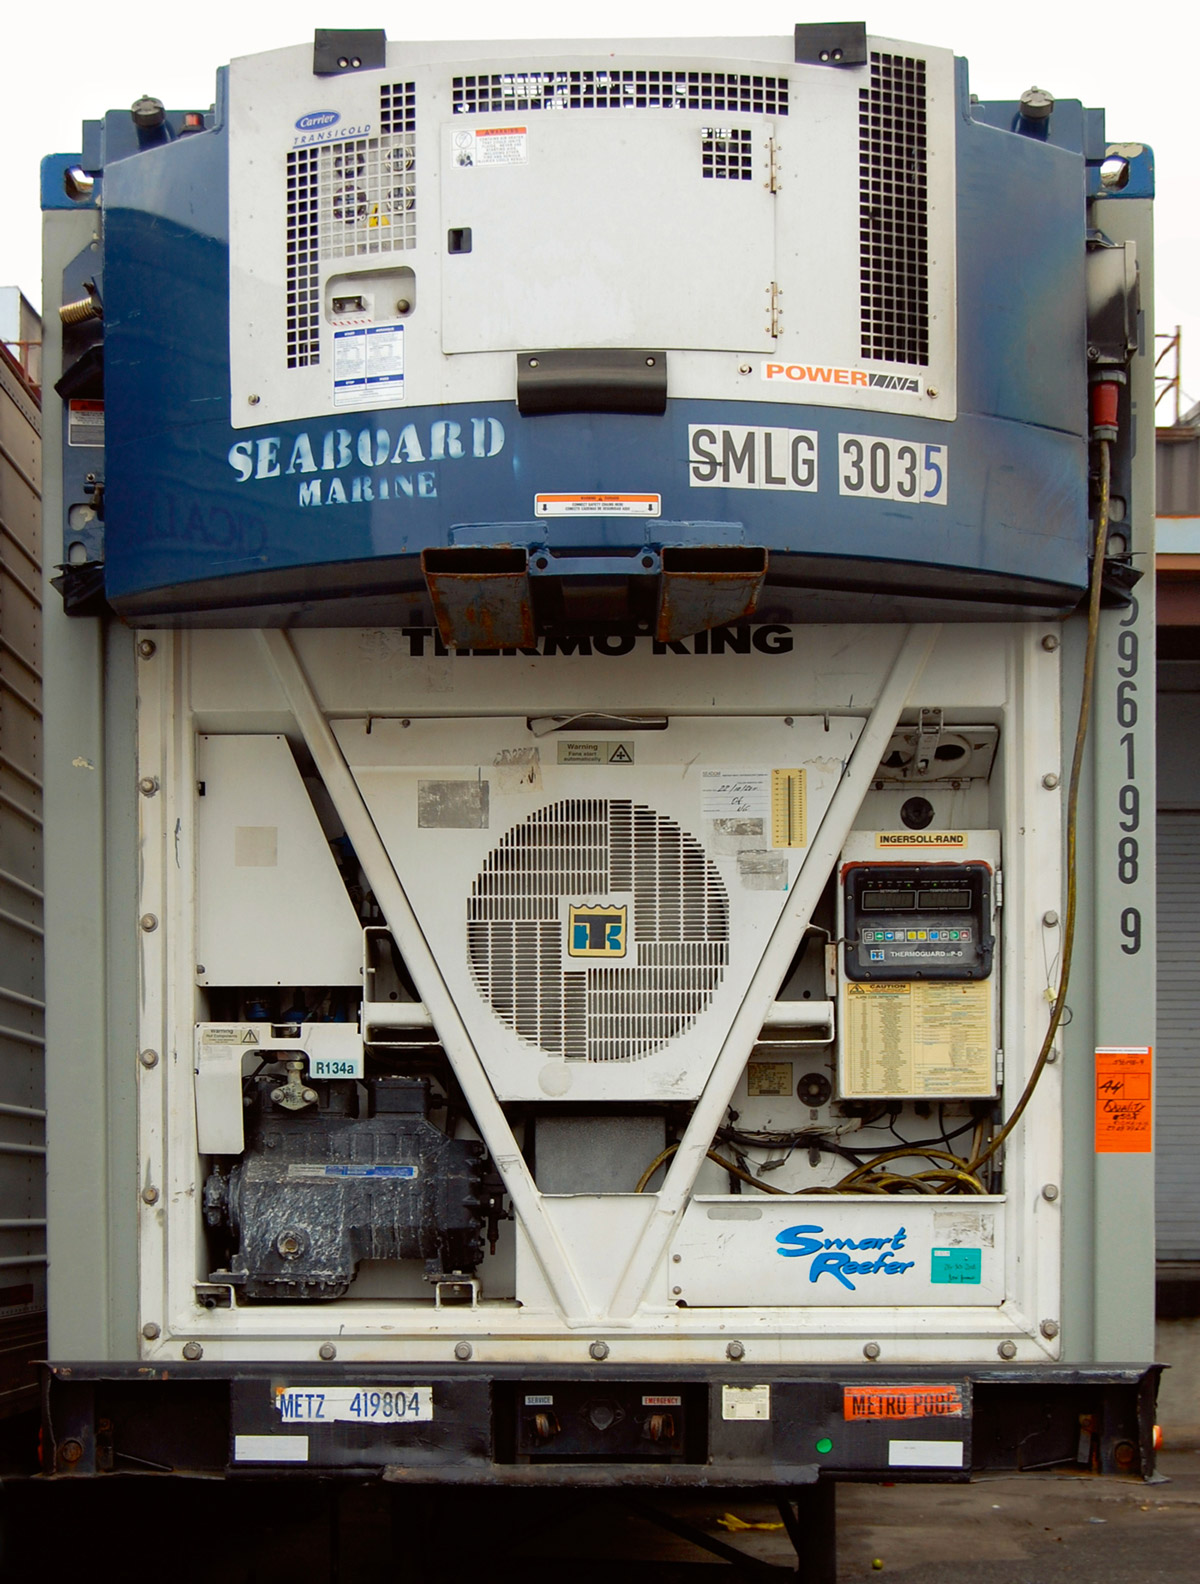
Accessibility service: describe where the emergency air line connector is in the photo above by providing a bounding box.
[609,624,943,1321]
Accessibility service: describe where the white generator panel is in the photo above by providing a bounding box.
[227,36,958,426]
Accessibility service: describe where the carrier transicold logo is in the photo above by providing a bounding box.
[567,904,627,958]
[296,110,340,131]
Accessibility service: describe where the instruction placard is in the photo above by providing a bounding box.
[1095,1046,1152,1153]
[333,325,405,406]
[841,980,992,1098]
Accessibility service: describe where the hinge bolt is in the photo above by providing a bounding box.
[1041,773,1060,790]
[863,1342,881,1360]
[141,1186,159,1205]
[139,776,159,796]
[182,1342,203,1361]
[319,1343,337,1361]
[137,639,157,659]
[726,1340,745,1361]
[589,1340,609,1361]
[139,1049,159,1069]
[142,1322,160,1340]
[454,1341,473,1361]
[997,1341,1018,1360]
[140,914,158,932]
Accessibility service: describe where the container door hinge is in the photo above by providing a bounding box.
[767,137,781,194]
[767,281,783,339]
[994,870,1003,910]
[995,1048,1004,1085]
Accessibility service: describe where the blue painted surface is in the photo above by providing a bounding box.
[66,54,1110,617]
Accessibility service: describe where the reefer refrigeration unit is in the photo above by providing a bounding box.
[39,20,1157,1547]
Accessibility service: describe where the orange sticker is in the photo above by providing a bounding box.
[843,1385,964,1421]
[1095,1046,1153,1153]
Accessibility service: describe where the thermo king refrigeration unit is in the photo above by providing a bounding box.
[39,21,1157,1560]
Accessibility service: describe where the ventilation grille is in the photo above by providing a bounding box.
[859,51,929,366]
[452,69,788,116]
[285,83,416,367]
[468,799,729,1063]
[285,149,320,368]
[702,129,753,180]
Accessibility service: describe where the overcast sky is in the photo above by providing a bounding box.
[3,1,1194,412]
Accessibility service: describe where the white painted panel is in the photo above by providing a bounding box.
[336,713,863,1101]
[669,1196,1005,1306]
[441,106,776,354]
[195,735,363,985]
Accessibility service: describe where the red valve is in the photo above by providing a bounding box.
[1091,380,1120,439]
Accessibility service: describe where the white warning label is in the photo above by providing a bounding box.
[535,494,661,517]
[334,326,405,406]
[454,126,528,167]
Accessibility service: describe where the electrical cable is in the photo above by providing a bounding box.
[965,436,1112,1175]
[635,448,1112,1201]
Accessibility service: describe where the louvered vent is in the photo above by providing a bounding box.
[452,70,788,116]
[859,51,929,366]
[285,148,320,368]
[468,799,729,1062]
[285,83,417,367]
[702,129,753,180]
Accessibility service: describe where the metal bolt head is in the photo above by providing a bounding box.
[1042,1183,1060,1202]
[138,776,159,796]
[726,1340,745,1361]
[1043,911,1060,928]
[1041,773,1060,790]
[863,1342,881,1361]
[139,1048,159,1069]
[247,393,261,405]
[302,1089,318,1103]
[137,639,157,659]
[319,1343,337,1361]
[131,95,166,129]
[454,1341,473,1361]
[997,1340,1018,1360]
[141,1186,159,1205]
[738,363,752,374]
[926,386,939,398]
[672,1253,682,1264]
[140,913,158,932]
[672,1285,682,1296]
[1042,633,1061,652]
[142,1322,161,1340]
[589,1340,610,1361]
[1040,1319,1060,1339]
[1019,86,1055,121]
[395,299,412,314]
[182,1341,203,1361]
[59,1438,84,1465]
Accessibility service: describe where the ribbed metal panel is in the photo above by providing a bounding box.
[1156,812,1200,1261]
[0,339,45,1412]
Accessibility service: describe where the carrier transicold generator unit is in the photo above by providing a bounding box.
[38,22,1157,1569]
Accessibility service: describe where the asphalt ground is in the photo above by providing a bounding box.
[4,1450,1199,1580]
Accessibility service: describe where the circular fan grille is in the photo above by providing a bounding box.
[467,799,729,1061]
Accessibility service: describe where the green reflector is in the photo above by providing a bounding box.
[816,1437,833,1454]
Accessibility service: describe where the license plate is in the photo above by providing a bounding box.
[276,1386,433,1424]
